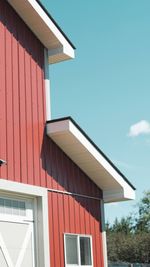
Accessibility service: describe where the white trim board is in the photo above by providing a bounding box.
[44,48,51,120]
[100,200,108,267]
[46,118,135,203]
[7,0,75,64]
[0,179,50,267]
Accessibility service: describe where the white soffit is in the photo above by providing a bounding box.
[46,118,135,203]
[7,0,75,64]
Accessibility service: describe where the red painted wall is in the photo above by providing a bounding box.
[0,1,104,266]
[48,192,104,267]
[0,0,46,185]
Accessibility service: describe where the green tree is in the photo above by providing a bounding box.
[111,216,133,234]
[106,190,150,263]
[135,191,150,233]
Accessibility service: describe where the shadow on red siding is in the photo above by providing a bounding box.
[0,0,44,68]
[41,128,103,223]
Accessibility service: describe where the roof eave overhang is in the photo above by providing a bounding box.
[46,118,135,203]
[7,0,75,64]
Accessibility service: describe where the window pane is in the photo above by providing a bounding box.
[80,237,92,265]
[0,198,26,216]
[65,235,78,264]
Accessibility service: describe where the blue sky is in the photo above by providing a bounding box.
[42,0,150,223]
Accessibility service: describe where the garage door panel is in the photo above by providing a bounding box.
[0,196,35,267]
[21,236,34,267]
[0,249,8,267]
[0,222,30,265]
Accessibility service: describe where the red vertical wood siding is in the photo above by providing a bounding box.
[48,192,104,267]
[0,1,104,266]
[0,0,102,197]
[0,0,46,185]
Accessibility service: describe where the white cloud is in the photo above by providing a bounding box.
[128,120,150,137]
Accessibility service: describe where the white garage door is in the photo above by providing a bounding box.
[0,195,35,267]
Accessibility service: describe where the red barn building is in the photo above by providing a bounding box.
[0,1,135,266]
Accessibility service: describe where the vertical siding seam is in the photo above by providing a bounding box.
[36,61,41,186]
[66,161,71,232]
[17,21,22,183]
[41,48,47,189]
[28,39,34,185]
[48,193,53,267]
[57,194,62,267]
[11,18,15,180]
[56,147,59,189]
[17,19,20,180]
[59,151,64,190]
[40,48,46,187]
[77,169,82,234]
[4,15,8,179]
[60,195,65,266]
[66,157,71,193]
[56,147,61,190]
[30,45,35,185]
[12,21,16,181]
[91,202,96,266]
[67,195,70,232]
[51,193,56,267]
[61,151,66,190]
[78,200,81,234]
[51,144,56,189]
[83,198,86,234]
[24,35,28,184]
[84,198,87,235]
[94,214,98,267]
[88,200,92,236]
[62,195,65,265]
[15,16,20,182]
[65,155,69,192]
[57,148,61,190]
[41,58,47,188]
[62,194,65,239]
[73,197,76,234]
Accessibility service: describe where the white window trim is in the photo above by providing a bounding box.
[0,179,50,267]
[64,233,93,267]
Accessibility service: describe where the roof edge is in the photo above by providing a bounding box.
[47,117,136,191]
[7,0,75,64]
[36,0,76,50]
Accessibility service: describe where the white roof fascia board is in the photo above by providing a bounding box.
[103,186,135,203]
[48,44,75,64]
[7,0,75,64]
[46,118,135,203]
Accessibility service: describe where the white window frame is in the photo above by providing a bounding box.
[0,193,34,222]
[64,233,93,267]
